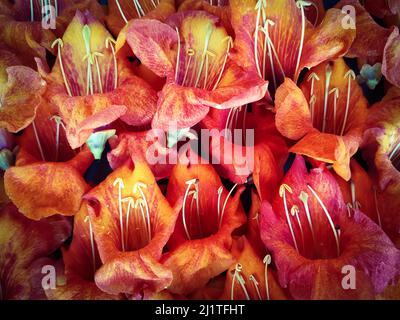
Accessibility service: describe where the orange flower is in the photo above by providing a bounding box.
[200,104,288,199]
[0,49,45,133]
[84,162,180,297]
[274,59,368,180]
[230,0,355,93]
[46,11,158,149]
[260,156,399,299]
[125,10,268,130]
[0,203,71,300]
[4,96,93,220]
[219,236,286,300]
[0,0,104,67]
[161,162,246,294]
[46,204,119,300]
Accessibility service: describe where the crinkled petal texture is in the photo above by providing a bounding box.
[47,204,118,300]
[219,236,287,300]
[260,156,400,300]
[106,0,175,36]
[230,0,355,88]
[0,63,45,133]
[0,204,71,300]
[0,15,55,68]
[383,27,400,88]
[48,10,158,149]
[126,11,268,130]
[84,162,180,297]
[363,97,400,193]
[108,130,175,180]
[275,59,368,181]
[161,163,246,295]
[335,0,393,63]
[4,98,93,220]
[200,105,287,200]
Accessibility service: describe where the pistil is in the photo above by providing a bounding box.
[51,39,73,97]
[263,254,271,300]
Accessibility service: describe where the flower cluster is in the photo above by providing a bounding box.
[0,0,399,300]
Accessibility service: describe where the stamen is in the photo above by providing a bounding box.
[291,205,305,250]
[373,186,382,228]
[298,191,316,248]
[254,0,266,78]
[94,53,103,94]
[346,203,353,218]
[30,0,34,21]
[249,275,262,300]
[219,183,238,228]
[262,20,277,90]
[329,88,339,134]
[309,95,316,124]
[105,38,118,90]
[217,186,223,225]
[182,179,198,240]
[212,36,233,90]
[182,48,195,86]
[264,20,286,79]
[389,141,400,161]
[54,0,58,17]
[307,184,340,257]
[340,70,356,136]
[263,254,271,300]
[295,1,312,77]
[84,215,96,276]
[175,27,181,83]
[194,23,213,88]
[32,120,45,161]
[350,180,361,210]
[230,264,250,300]
[115,0,128,24]
[50,115,64,162]
[322,63,332,133]
[113,178,125,252]
[133,0,145,18]
[279,184,299,253]
[123,197,135,249]
[51,39,72,97]
[307,72,320,100]
[133,182,151,242]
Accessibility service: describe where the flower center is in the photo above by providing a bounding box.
[114,179,152,252]
[253,1,311,90]
[281,183,341,260]
[307,64,356,136]
[230,256,271,301]
[51,27,118,97]
[174,19,232,90]
[181,179,237,240]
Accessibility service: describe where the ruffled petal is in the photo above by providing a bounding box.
[0,204,71,299]
[84,162,179,296]
[162,163,246,294]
